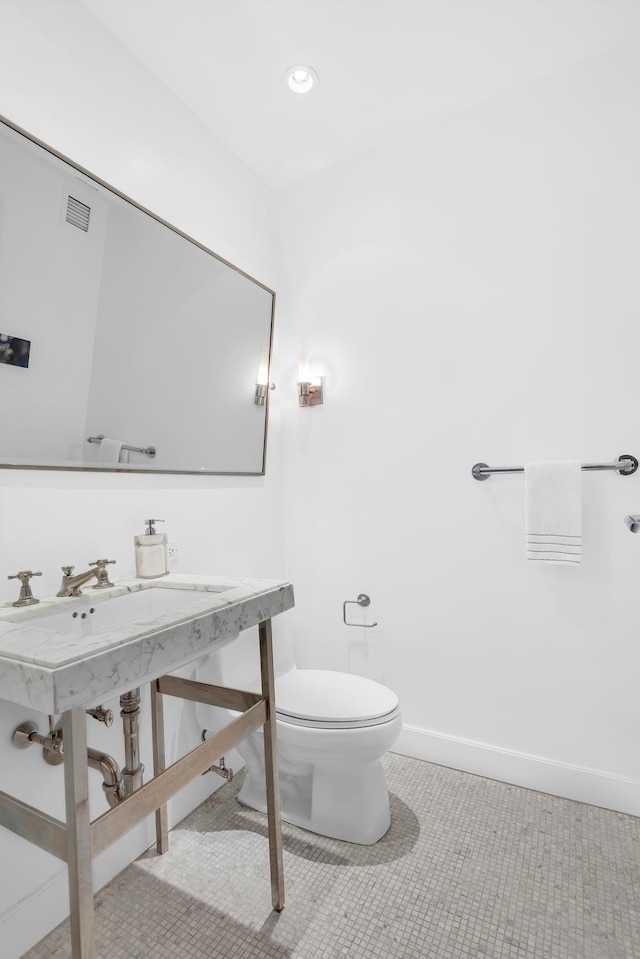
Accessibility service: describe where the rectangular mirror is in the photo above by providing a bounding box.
[0,115,274,475]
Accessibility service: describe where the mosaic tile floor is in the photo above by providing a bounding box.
[25,753,640,958]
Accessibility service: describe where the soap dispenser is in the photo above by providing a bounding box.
[134,519,169,579]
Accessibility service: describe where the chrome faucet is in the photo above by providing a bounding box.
[57,559,116,597]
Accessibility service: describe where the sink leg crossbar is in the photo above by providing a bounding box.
[0,618,284,959]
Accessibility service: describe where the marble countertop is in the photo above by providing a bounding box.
[0,574,294,714]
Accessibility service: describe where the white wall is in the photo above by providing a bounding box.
[0,4,284,957]
[277,42,640,816]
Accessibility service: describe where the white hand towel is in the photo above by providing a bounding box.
[97,437,125,464]
[525,460,582,565]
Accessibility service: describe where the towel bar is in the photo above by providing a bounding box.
[87,434,156,458]
[472,454,638,481]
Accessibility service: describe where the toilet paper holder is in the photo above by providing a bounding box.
[343,594,378,628]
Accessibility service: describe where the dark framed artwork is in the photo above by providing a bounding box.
[0,334,30,368]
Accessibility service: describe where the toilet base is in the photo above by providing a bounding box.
[236,747,393,845]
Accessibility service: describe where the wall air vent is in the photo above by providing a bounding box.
[65,195,91,232]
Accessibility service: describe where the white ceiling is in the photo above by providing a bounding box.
[82,0,640,190]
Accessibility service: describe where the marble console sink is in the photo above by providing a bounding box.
[0,574,294,714]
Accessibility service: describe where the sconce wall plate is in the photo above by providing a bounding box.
[297,376,323,407]
[254,382,275,406]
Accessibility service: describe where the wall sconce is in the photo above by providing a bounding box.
[297,376,323,407]
[297,347,323,407]
[254,382,275,406]
[255,349,275,405]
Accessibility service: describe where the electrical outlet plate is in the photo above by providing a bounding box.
[168,541,179,566]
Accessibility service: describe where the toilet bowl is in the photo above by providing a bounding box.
[195,636,401,845]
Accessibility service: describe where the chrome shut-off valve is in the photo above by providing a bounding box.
[13,721,64,765]
[624,515,640,533]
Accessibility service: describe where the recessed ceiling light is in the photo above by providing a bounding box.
[283,64,318,95]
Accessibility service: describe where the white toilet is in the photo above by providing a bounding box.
[195,628,401,845]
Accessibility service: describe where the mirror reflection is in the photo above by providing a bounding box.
[0,116,274,475]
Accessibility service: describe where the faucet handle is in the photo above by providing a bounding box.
[8,570,42,582]
[8,570,42,607]
[89,559,116,590]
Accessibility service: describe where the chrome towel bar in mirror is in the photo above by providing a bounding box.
[87,434,156,458]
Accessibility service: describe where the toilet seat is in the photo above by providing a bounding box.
[275,669,400,729]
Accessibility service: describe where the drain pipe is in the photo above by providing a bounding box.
[14,691,144,806]
[87,747,124,808]
[120,688,144,797]
[13,721,125,808]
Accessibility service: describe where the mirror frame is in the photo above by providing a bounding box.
[0,114,275,477]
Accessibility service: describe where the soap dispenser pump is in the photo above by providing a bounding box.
[134,518,169,579]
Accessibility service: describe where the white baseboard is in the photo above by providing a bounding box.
[393,724,640,817]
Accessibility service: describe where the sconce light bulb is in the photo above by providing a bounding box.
[256,350,269,387]
[298,348,310,383]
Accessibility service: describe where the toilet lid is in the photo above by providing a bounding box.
[275,669,399,729]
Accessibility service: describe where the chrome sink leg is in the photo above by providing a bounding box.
[150,679,169,854]
[259,618,285,912]
[62,706,96,958]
